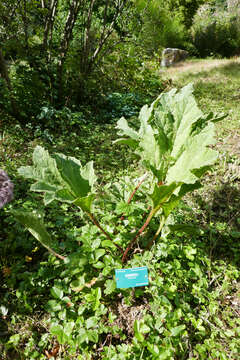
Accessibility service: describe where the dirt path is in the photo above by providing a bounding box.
[161,57,240,78]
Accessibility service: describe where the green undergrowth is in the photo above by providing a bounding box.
[1,62,240,359]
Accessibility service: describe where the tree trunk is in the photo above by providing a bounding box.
[57,0,82,104]
[43,0,58,52]
[80,0,96,75]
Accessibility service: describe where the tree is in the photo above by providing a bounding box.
[133,0,188,54]
[167,0,208,28]
[0,0,132,116]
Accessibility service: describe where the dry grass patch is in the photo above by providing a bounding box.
[161,57,240,79]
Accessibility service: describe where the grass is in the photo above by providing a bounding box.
[0,58,240,359]
[169,57,240,255]
[164,57,240,135]
[168,58,240,358]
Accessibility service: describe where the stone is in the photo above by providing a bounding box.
[161,48,188,67]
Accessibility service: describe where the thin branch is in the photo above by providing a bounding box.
[81,0,96,72]
[8,0,22,22]
[19,0,29,53]
[89,0,128,69]
[57,0,83,100]
[43,0,58,50]
[0,48,20,118]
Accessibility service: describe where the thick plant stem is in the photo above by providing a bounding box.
[122,208,156,263]
[87,213,124,254]
[145,216,166,250]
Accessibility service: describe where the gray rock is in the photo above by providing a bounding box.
[161,48,188,67]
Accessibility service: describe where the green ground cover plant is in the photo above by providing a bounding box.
[1,61,240,359]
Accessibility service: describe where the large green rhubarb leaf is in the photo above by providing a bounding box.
[115,83,225,218]
[18,146,96,211]
[53,153,95,198]
[18,146,66,205]
[115,83,223,187]
[165,122,217,185]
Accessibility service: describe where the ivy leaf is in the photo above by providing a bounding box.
[51,287,63,300]
[134,320,144,342]
[70,276,86,292]
[133,320,150,342]
[94,248,105,261]
[170,324,186,337]
[104,279,116,295]
[50,324,65,344]
[86,317,98,329]
[64,322,75,337]
[46,300,62,312]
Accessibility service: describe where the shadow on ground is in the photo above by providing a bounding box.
[190,180,240,266]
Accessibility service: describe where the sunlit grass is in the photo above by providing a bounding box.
[164,58,240,136]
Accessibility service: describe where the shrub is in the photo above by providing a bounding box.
[191,4,240,57]
[137,5,188,55]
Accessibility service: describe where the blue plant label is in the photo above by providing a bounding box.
[115,266,149,289]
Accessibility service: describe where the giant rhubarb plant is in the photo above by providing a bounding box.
[115,83,225,261]
[15,84,225,263]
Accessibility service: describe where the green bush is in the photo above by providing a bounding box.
[191,4,240,57]
[136,3,188,55]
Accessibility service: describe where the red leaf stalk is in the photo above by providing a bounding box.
[120,173,148,221]
[88,213,124,254]
[122,208,156,263]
